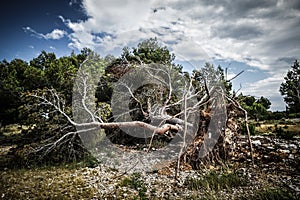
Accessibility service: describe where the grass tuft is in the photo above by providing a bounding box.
[240,187,297,200]
[185,170,248,192]
[120,172,148,200]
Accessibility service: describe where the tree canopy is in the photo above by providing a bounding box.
[238,95,271,121]
[0,50,91,126]
[280,59,300,113]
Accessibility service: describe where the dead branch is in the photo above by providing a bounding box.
[29,87,189,162]
[175,84,189,180]
[120,82,149,117]
[31,90,182,135]
[226,70,244,82]
[30,89,183,134]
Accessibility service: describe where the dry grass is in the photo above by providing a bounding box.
[255,123,300,135]
[0,167,94,199]
[1,124,23,136]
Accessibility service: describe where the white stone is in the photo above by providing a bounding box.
[252,140,261,146]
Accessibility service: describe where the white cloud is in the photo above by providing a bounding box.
[63,0,152,35]
[23,27,67,40]
[246,69,257,73]
[59,0,299,110]
[171,39,210,61]
[45,29,67,40]
[240,72,286,111]
[62,0,299,68]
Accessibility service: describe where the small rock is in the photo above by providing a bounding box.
[288,154,295,159]
[267,146,274,150]
[252,140,261,146]
[289,144,297,149]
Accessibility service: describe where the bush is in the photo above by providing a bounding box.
[288,113,300,118]
[266,112,286,120]
[274,126,298,140]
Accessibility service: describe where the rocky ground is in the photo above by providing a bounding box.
[0,135,299,199]
[68,135,300,199]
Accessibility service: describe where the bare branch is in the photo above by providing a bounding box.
[176,86,188,179]
[29,90,78,127]
[225,95,255,166]
[226,70,244,82]
[120,82,149,117]
[81,76,97,122]
[29,89,183,136]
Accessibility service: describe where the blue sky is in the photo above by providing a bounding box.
[0,0,86,61]
[1,0,300,111]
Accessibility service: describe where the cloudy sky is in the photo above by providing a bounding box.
[1,0,300,111]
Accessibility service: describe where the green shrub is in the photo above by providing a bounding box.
[288,113,300,118]
[274,126,298,140]
[267,112,286,120]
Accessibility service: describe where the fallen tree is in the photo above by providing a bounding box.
[23,50,253,173]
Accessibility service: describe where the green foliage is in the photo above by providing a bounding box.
[273,124,298,140]
[192,63,232,97]
[266,111,286,120]
[0,49,99,168]
[242,96,256,107]
[132,37,175,65]
[287,112,300,118]
[257,96,271,110]
[0,50,91,126]
[239,95,271,120]
[120,38,182,74]
[280,59,300,113]
[30,51,56,70]
[44,56,78,100]
[0,59,27,124]
[96,102,112,121]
